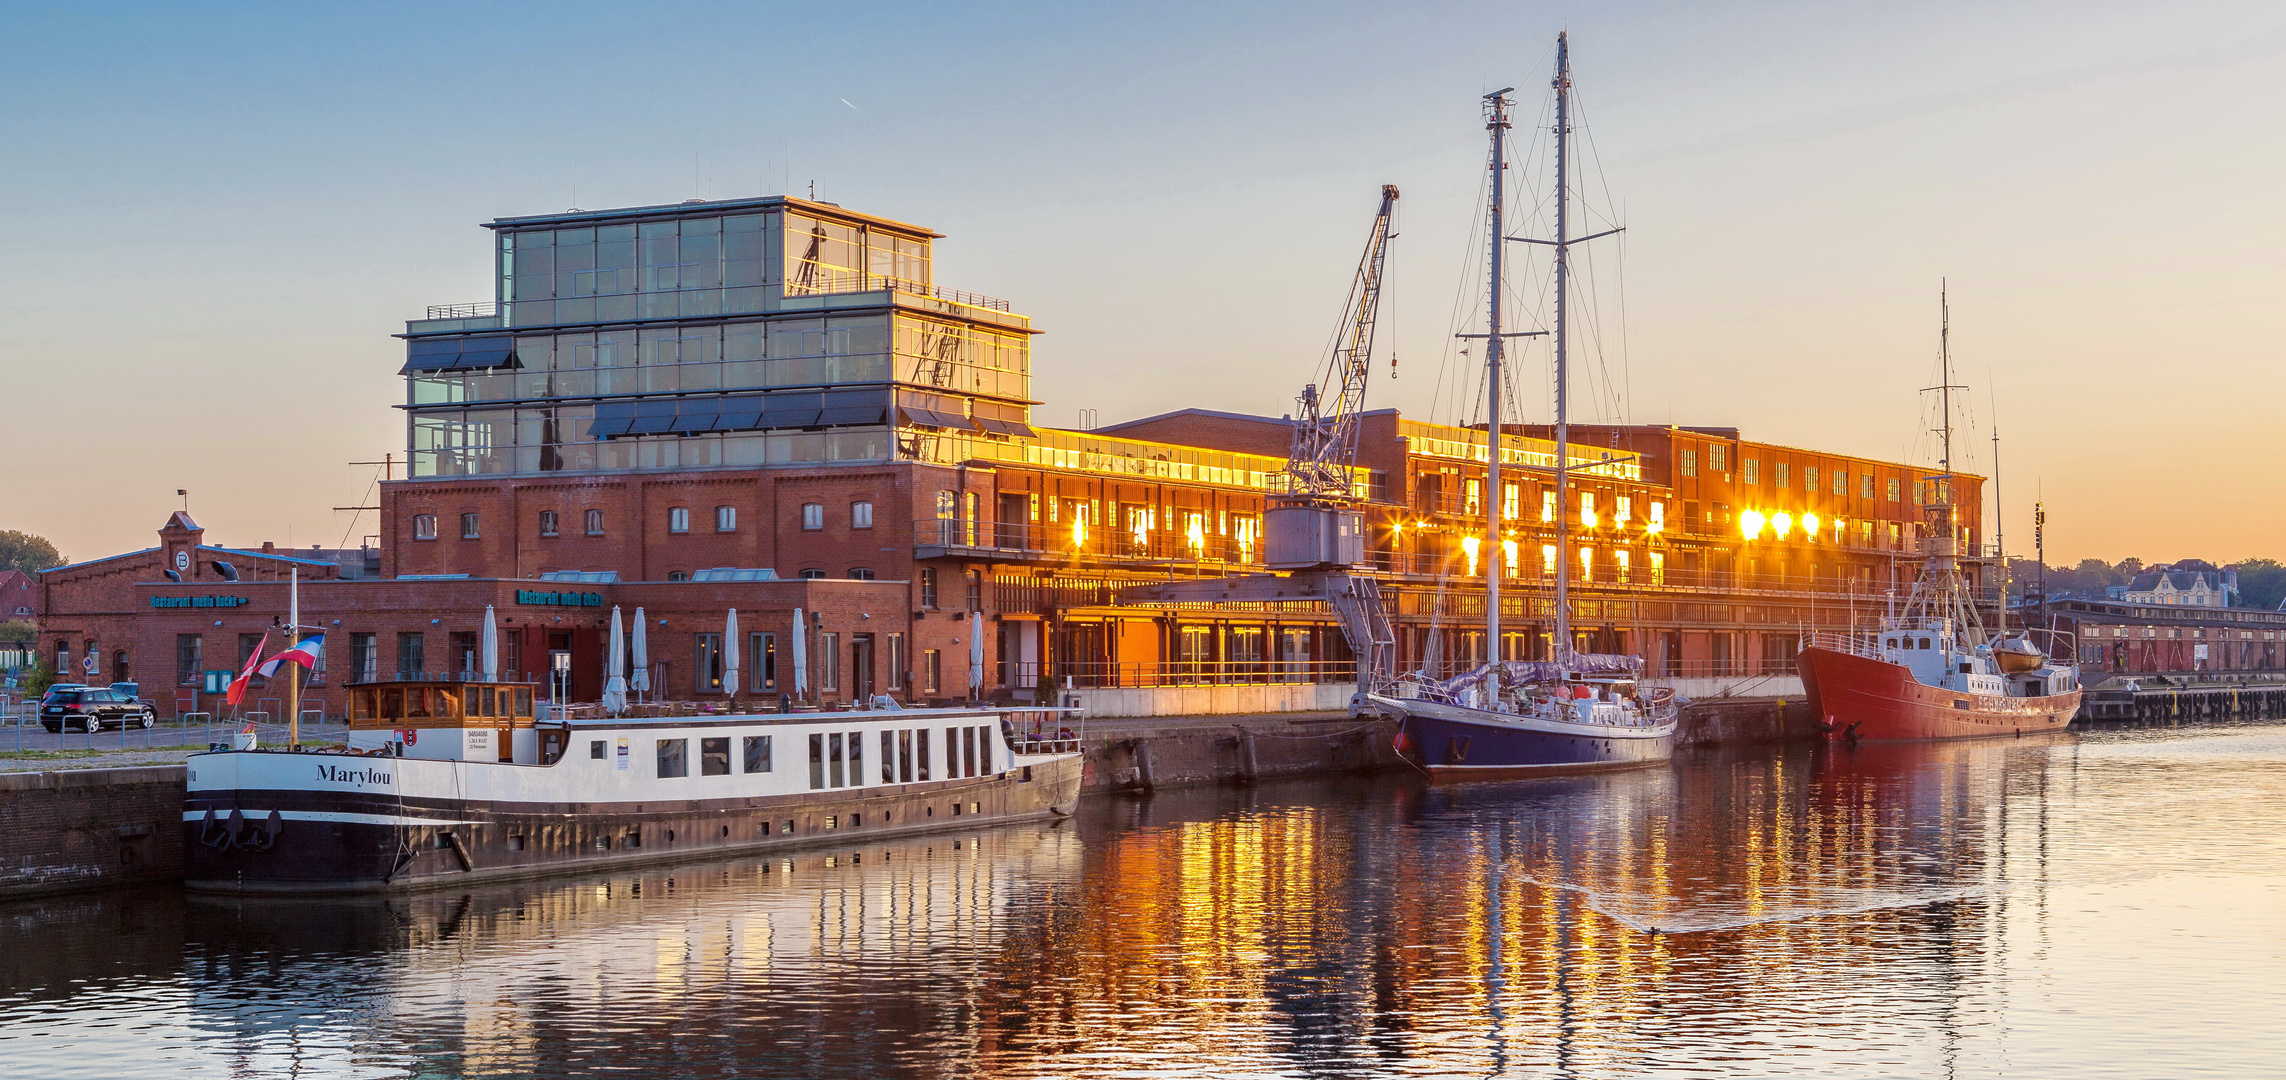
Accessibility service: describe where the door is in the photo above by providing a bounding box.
[852,634,875,701]
[548,632,574,703]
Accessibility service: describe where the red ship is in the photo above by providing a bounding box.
[1798,289,2082,741]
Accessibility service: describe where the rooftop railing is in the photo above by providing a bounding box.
[426,301,498,320]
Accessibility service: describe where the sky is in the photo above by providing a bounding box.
[2,0,2280,568]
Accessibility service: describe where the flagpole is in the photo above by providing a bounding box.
[288,567,300,750]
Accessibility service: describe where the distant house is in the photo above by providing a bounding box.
[0,569,33,621]
[2113,565,2239,608]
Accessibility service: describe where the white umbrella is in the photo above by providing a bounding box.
[630,607,651,699]
[722,608,741,700]
[791,607,809,699]
[480,605,499,681]
[602,606,628,715]
[968,611,985,700]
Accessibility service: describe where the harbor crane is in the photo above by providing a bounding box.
[1119,187,1402,696]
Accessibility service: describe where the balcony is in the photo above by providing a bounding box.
[407,301,502,335]
[914,520,1262,568]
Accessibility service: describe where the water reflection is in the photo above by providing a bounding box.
[2,726,2281,1078]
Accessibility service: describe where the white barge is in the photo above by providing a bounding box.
[184,676,1086,894]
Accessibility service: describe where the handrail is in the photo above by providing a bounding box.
[425,301,498,320]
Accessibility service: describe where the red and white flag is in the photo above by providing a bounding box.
[225,632,270,707]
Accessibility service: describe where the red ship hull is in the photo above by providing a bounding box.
[1798,646,2081,741]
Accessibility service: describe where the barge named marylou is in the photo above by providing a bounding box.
[185,675,1085,893]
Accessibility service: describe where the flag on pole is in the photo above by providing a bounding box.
[226,632,270,707]
[256,633,325,678]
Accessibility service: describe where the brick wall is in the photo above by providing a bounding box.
[0,766,186,899]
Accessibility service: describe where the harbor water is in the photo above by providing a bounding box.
[2,723,2281,1078]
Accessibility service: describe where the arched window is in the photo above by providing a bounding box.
[847,568,876,581]
[801,503,824,531]
[799,569,827,580]
[715,506,737,532]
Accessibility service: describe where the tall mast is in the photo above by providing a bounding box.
[1484,88,1511,668]
[1552,32,1574,667]
[1992,422,2005,628]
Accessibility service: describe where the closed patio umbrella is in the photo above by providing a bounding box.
[968,611,985,701]
[630,607,650,700]
[480,605,499,681]
[722,608,741,702]
[602,607,627,715]
[791,608,809,699]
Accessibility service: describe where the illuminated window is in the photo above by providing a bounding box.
[1742,458,1759,485]
[1579,546,1594,582]
[1464,479,1482,516]
[1649,551,1665,586]
[1861,473,1875,499]
[1616,549,1631,583]
[1615,495,1632,525]
[1680,450,1697,478]
[1775,462,1790,489]
[1886,477,1901,502]
[1802,465,1818,492]
[1709,444,1728,472]
[1541,490,1557,523]
[1502,483,1518,521]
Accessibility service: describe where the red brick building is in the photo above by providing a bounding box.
[40,192,2111,719]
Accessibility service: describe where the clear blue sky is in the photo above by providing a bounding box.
[4,1,2280,565]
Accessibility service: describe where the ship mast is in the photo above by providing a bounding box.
[1551,33,1574,670]
[1483,88,1511,676]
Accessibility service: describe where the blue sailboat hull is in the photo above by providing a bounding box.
[1374,695,1677,780]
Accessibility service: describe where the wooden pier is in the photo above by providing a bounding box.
[2078,681,2286,726]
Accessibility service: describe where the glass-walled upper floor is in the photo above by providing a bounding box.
[495,201,940,330]
[408,313,1030,408]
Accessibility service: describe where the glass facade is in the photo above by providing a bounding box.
[403,198,1029,479]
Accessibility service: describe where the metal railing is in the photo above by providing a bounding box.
[1000,659,1354,689]
[785,270,1013,312]
[425,301,498,320]
[916,520,1262,566]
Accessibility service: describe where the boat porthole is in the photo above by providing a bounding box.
[926,806,933,817]
[720,825,729,838]
[666,829,675,842]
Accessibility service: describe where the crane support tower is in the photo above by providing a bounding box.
[1122,186,1402,700]
[1265,184,1398,571]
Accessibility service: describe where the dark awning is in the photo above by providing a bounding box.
[819,388,890,428]
[399,335,519,374]
[588,401,638,438]
[450,338,519,371]
[976,417,1038,438]
[670,398,721,435]
[760,392,825,429]
[400,339,463,374]
[716,394,767,431]
[899,406,966,429]
[625,399,680,434]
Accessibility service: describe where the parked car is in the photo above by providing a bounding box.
[41,687,155,733]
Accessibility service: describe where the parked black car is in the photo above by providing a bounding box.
[41,687,155,733]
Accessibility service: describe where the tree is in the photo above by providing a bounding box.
[20,657,56,697]
[0,531,65,574]
[0,619,34,643]
[2236,559,2286,611]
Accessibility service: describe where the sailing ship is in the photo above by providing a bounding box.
[1368,35,1679,778]
[1796,291,2082,740]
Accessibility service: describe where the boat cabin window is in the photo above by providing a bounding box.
[382,688,403,717]
[592,740,607,759]
[1919,637,1931,650]
[516,688,533,714]
[406,688,430,719]
[701,737,730,776]
[472,688,492,718]
[743,735,772,773]
[657,738,688,778]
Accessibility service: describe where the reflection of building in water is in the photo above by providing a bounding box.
[180,826,1081,1075]
[970,743,2062,1075]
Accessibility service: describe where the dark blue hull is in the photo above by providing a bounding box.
[1401,711,1675,780]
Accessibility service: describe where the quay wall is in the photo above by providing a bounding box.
[0,766,186,900]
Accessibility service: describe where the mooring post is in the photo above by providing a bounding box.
[1235,726,1259,783]
[1127,738,1156,792]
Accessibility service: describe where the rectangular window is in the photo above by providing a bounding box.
[898,729,913,782]
[923,649,941,692]
[1541,490,1556,524]
[1775,462,1789,489]
[1802,465,1817,492]
[701,736,730,775]
[1832,470,1847,496]
[539,510,559,537]
[920,567,939,608]
[1886,477,1901,502]
[668,506,690,534]
[1501,483,1518,521]
[979,725,992,773]
[350,632,377,683]
[852,501,874,529]
[809,732,825,789]
[413,514,438,540]
[946,727,962,778]
[967,570,983,611]
[656,738,689,778]
[801,503,824,530]
[751,632,776,691]
[175,634,201,686]
[881,730,896,783]
[1709,444,1728,473]
[1680,449,1697,478]
[888,633,906,690]
[461,512,480,539]
[585,508,605,535]
[1742,458,1759,485]
[847,730,863,787]
[450,631,478,675]
[1861,473,1875,499]
[591,739,607,759]
[916,728,931,781]
[396,632,425,677]
[743,734,773,772]
[820,632,839,690]
[715,505,736,532]
[695,632,723,691]
[828,732,845,787]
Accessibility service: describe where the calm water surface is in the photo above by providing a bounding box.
[3,724,2282,1078]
